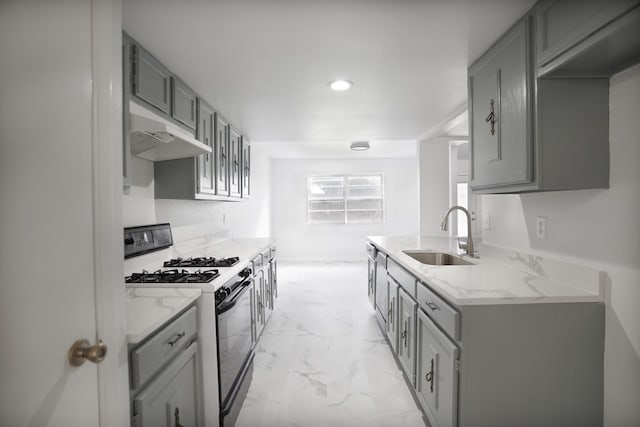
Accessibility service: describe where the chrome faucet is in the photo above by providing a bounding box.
[440,206,476,258]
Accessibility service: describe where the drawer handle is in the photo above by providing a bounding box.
[425,358,434,393]
[167,332,186,347]
[426,301,439,311]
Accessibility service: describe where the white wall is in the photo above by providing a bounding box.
[122,142,271,237]
[418,138,453,236]
[480,65,640,426]
[271,157,419,262]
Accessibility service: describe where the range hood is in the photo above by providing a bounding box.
[129,101,212,162]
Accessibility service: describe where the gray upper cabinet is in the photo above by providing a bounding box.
[197,99,215,195]
[215,113,230,196]
[229,127,242,198]
[536,0,640,75]
[131,43,171,114]
[469,17,533,191]
[171,76,197,130]
[241,137,251,198]
[469,12,611,193]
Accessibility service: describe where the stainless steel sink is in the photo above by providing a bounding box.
[402,250,474,266]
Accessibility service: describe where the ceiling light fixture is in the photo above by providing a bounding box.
[350,141,370,151]
[329,80,353,91]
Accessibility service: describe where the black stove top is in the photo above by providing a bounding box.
[125,268,220,284]
[163,256,240,268]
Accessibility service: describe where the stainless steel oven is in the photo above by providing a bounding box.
[215,268,254,426]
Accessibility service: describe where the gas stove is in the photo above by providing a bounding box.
[124,223,241,287]
[163,256,240,268]
[125,268,220,284]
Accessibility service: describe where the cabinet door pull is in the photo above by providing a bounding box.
[485,98,496,135]
[402,321,408,347]
[425,358,434,393]
[167,331,186,347]
[174,407,184,427]
[426,301,439,311]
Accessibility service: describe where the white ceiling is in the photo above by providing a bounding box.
[123,0,534,157]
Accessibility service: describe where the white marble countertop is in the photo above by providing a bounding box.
[126,287,201,344]
[367,235,604,306]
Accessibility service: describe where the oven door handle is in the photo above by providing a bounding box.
[216,280,252,314]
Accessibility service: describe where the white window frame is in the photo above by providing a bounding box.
[307,173,385,224]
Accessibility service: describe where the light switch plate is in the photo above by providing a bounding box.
[483,213,491,230]
[536,216,547,239]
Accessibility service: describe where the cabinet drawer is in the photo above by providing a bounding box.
[366,243,376,260]
[130,306,197,390]
[387,257,416,298]
[417,282,459,340]
[262,248,271,262]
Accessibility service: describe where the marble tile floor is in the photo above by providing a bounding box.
[236,262,427,427]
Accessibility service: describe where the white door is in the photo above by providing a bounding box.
[0,1,128,426]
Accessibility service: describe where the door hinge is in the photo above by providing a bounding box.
[131,413,139,427]
[455,359,461,372]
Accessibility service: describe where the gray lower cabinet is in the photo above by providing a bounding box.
[416,308,459,427]
[215,113,230,196]
[368,246,605,426]
[270,258,278,299]
[171,76,197,131]
[131,42,171,115]
[374,251,388,328]
[367,253,376,309]
[386,276,399,353]
[396,287,417,385]
[262,266,273,322]
[229,127,242,198]
[132,342,200,427]
[251,249,277,344]
[241,137,251,198]
[196,99,215,195]
[129,306,201,427]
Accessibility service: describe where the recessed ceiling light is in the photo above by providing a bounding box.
[329,80,353,91]
[350,141,370,151]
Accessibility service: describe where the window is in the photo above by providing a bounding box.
[307,173,384,224]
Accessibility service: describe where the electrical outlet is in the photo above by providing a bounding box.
[536,216,547,239]
[483,213,491,230]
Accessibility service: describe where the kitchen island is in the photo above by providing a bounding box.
[367,235,605,427]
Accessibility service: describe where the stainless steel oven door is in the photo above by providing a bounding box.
[217,279,254,407]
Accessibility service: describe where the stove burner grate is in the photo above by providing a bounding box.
[125,268,220,284]
[163,256,240,268]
